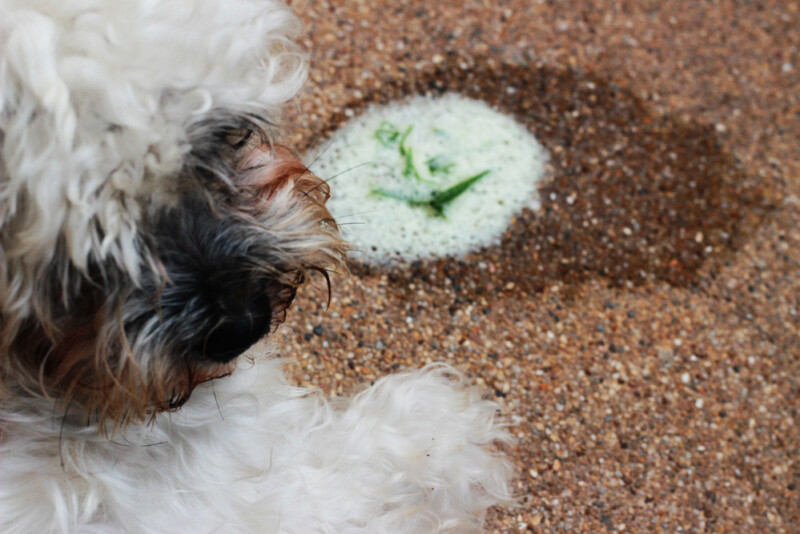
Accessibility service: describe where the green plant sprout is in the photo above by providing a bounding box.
[371,170,490,218]
[375,121,400,146]
[425,155,456,175]
[397,125,413,153]
[396,126,422,181]
[374,122,462,187]
[375,122,423,181]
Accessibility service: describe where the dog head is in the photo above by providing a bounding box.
[0,0,345,426]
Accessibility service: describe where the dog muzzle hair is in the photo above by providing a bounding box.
[0,1,512,533]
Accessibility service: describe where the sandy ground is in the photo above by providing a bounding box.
[267,1,799,532]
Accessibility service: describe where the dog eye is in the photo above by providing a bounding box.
[224,128,253,149]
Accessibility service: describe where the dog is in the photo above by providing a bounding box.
[0,1,512,532]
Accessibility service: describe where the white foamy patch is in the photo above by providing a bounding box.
[307,94,548,262]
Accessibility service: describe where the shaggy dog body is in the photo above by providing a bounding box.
[0,1,512,532]
[0,359,510,533]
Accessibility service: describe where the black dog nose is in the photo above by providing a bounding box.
[200,292,273,363]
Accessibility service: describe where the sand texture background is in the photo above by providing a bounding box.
[265,1,799,532]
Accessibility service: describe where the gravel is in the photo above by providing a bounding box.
[262,1,800,532]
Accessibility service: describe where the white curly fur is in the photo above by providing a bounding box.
[0,0,305,313]
[0,356,512,533]
[0,1,514,531]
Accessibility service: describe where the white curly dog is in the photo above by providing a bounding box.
[0,1,512,532]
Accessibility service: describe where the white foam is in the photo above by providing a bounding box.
[306,94,548,263]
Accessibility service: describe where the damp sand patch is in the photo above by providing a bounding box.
[307,94,549,263]
[299,61,769,296]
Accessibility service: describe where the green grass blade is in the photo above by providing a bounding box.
[429,170,490,211]
[425,155,456,175]
[398,126,414,155]
[370,188,430,205]
[370,188,413,202]
[375,121,400,146]
[402,144,438,185]
[402,147,417,180]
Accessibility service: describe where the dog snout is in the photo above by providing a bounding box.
[142,193,303,361]
[198,289,273,363]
